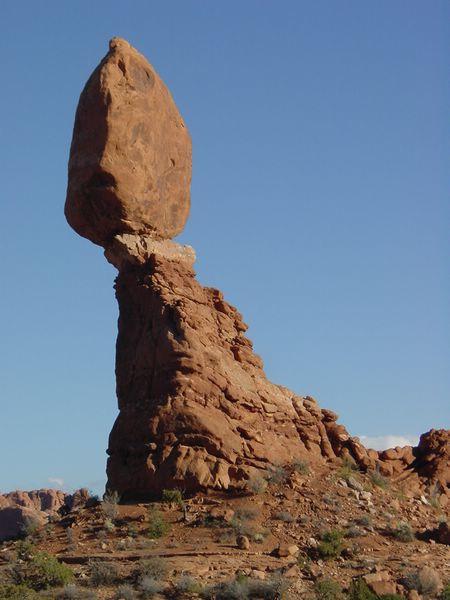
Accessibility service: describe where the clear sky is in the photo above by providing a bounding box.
[1,1,448,495]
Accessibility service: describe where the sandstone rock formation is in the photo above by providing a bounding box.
[0,489,91,541]
[65,37,191,247]
[65,39,449,502]
[103,239,450,500]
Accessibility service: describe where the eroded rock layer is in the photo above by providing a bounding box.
[105,242,449,500]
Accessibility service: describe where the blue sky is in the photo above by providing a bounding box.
[1,1,448,494]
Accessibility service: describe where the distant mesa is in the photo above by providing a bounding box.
[65,37,192,247]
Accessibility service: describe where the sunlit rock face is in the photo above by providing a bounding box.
[65,37,191,247]
[65,39,450,503]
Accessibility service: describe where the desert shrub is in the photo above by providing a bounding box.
[15,540,36,560]
[21,517,41,539]
[273,511,294,523]
[89,559,118,586]
[147,506,171,539]
[0,583,38,599]
[10,551,73,590]
[174,575,203,596]
[402,568,442,596]
[392,521,415,542]
[103,518,115,533]
[253,530,269,543]
[347,579,377,600]
[56,584,98,599]
[65,529,76,551]
[292,459,309,475]
[235,507,259,521]
[201,576,288,600]
[345,525,363,538]
[161,488,184,506]
[428,481,442,509]
[113,584,137,600]
[247,577,289,599]
[135,557,168,581]
[245,475,267,495]
[317,529,345,560]
[229,514,267,542]
[368,467,389,489]
[337,456,359,481]
[355,515,372,528]
[267,465,289,485]
[127,523,139,538]
[314,578,345,600]
[101,490,120,520]
[140,576,164,598]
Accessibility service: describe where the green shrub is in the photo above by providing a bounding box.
[345,525,363,538]
[317,529,345,559]
[267,465,289,485]
[292,459,309,474]
[245,475,267,495]
[161,489,184,506]
[89,559,118,586]
[56,584,98,599]
[392,521,415,542]
[15,540,36,561]
[336,455,359,481]
[355,516,372,528]
[441,584,450,600]
[21,517,41,539]
[147,506,171,538]
[314,578,345,600]
[0,583,38,599]
[103,518,115,532]
[140,576,164,598]
[10,551,74,590]
[135,557,168,581]
[368,468,389,489]
[174,575,203,596]
[201,576,287,600]
[273,511,294,523]
[113,584,137,600]
[234,508,259,521]
[101,490,120,521]
[347,579,377,600]
[402,568,442,596]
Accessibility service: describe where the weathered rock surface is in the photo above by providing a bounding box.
[105,240,450,499]
[0,489,93,541]
[65,38,191,246]
[65,39,449,503]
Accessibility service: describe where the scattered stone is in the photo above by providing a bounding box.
[347,477,364,492]
[236,535,250,550]
[251,570,266,580]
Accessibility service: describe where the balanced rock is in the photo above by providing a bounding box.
[65,40,450,502]
[65,38,191,246]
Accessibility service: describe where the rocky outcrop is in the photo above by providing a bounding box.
[65,38,191,246]
[0,489,92,541]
